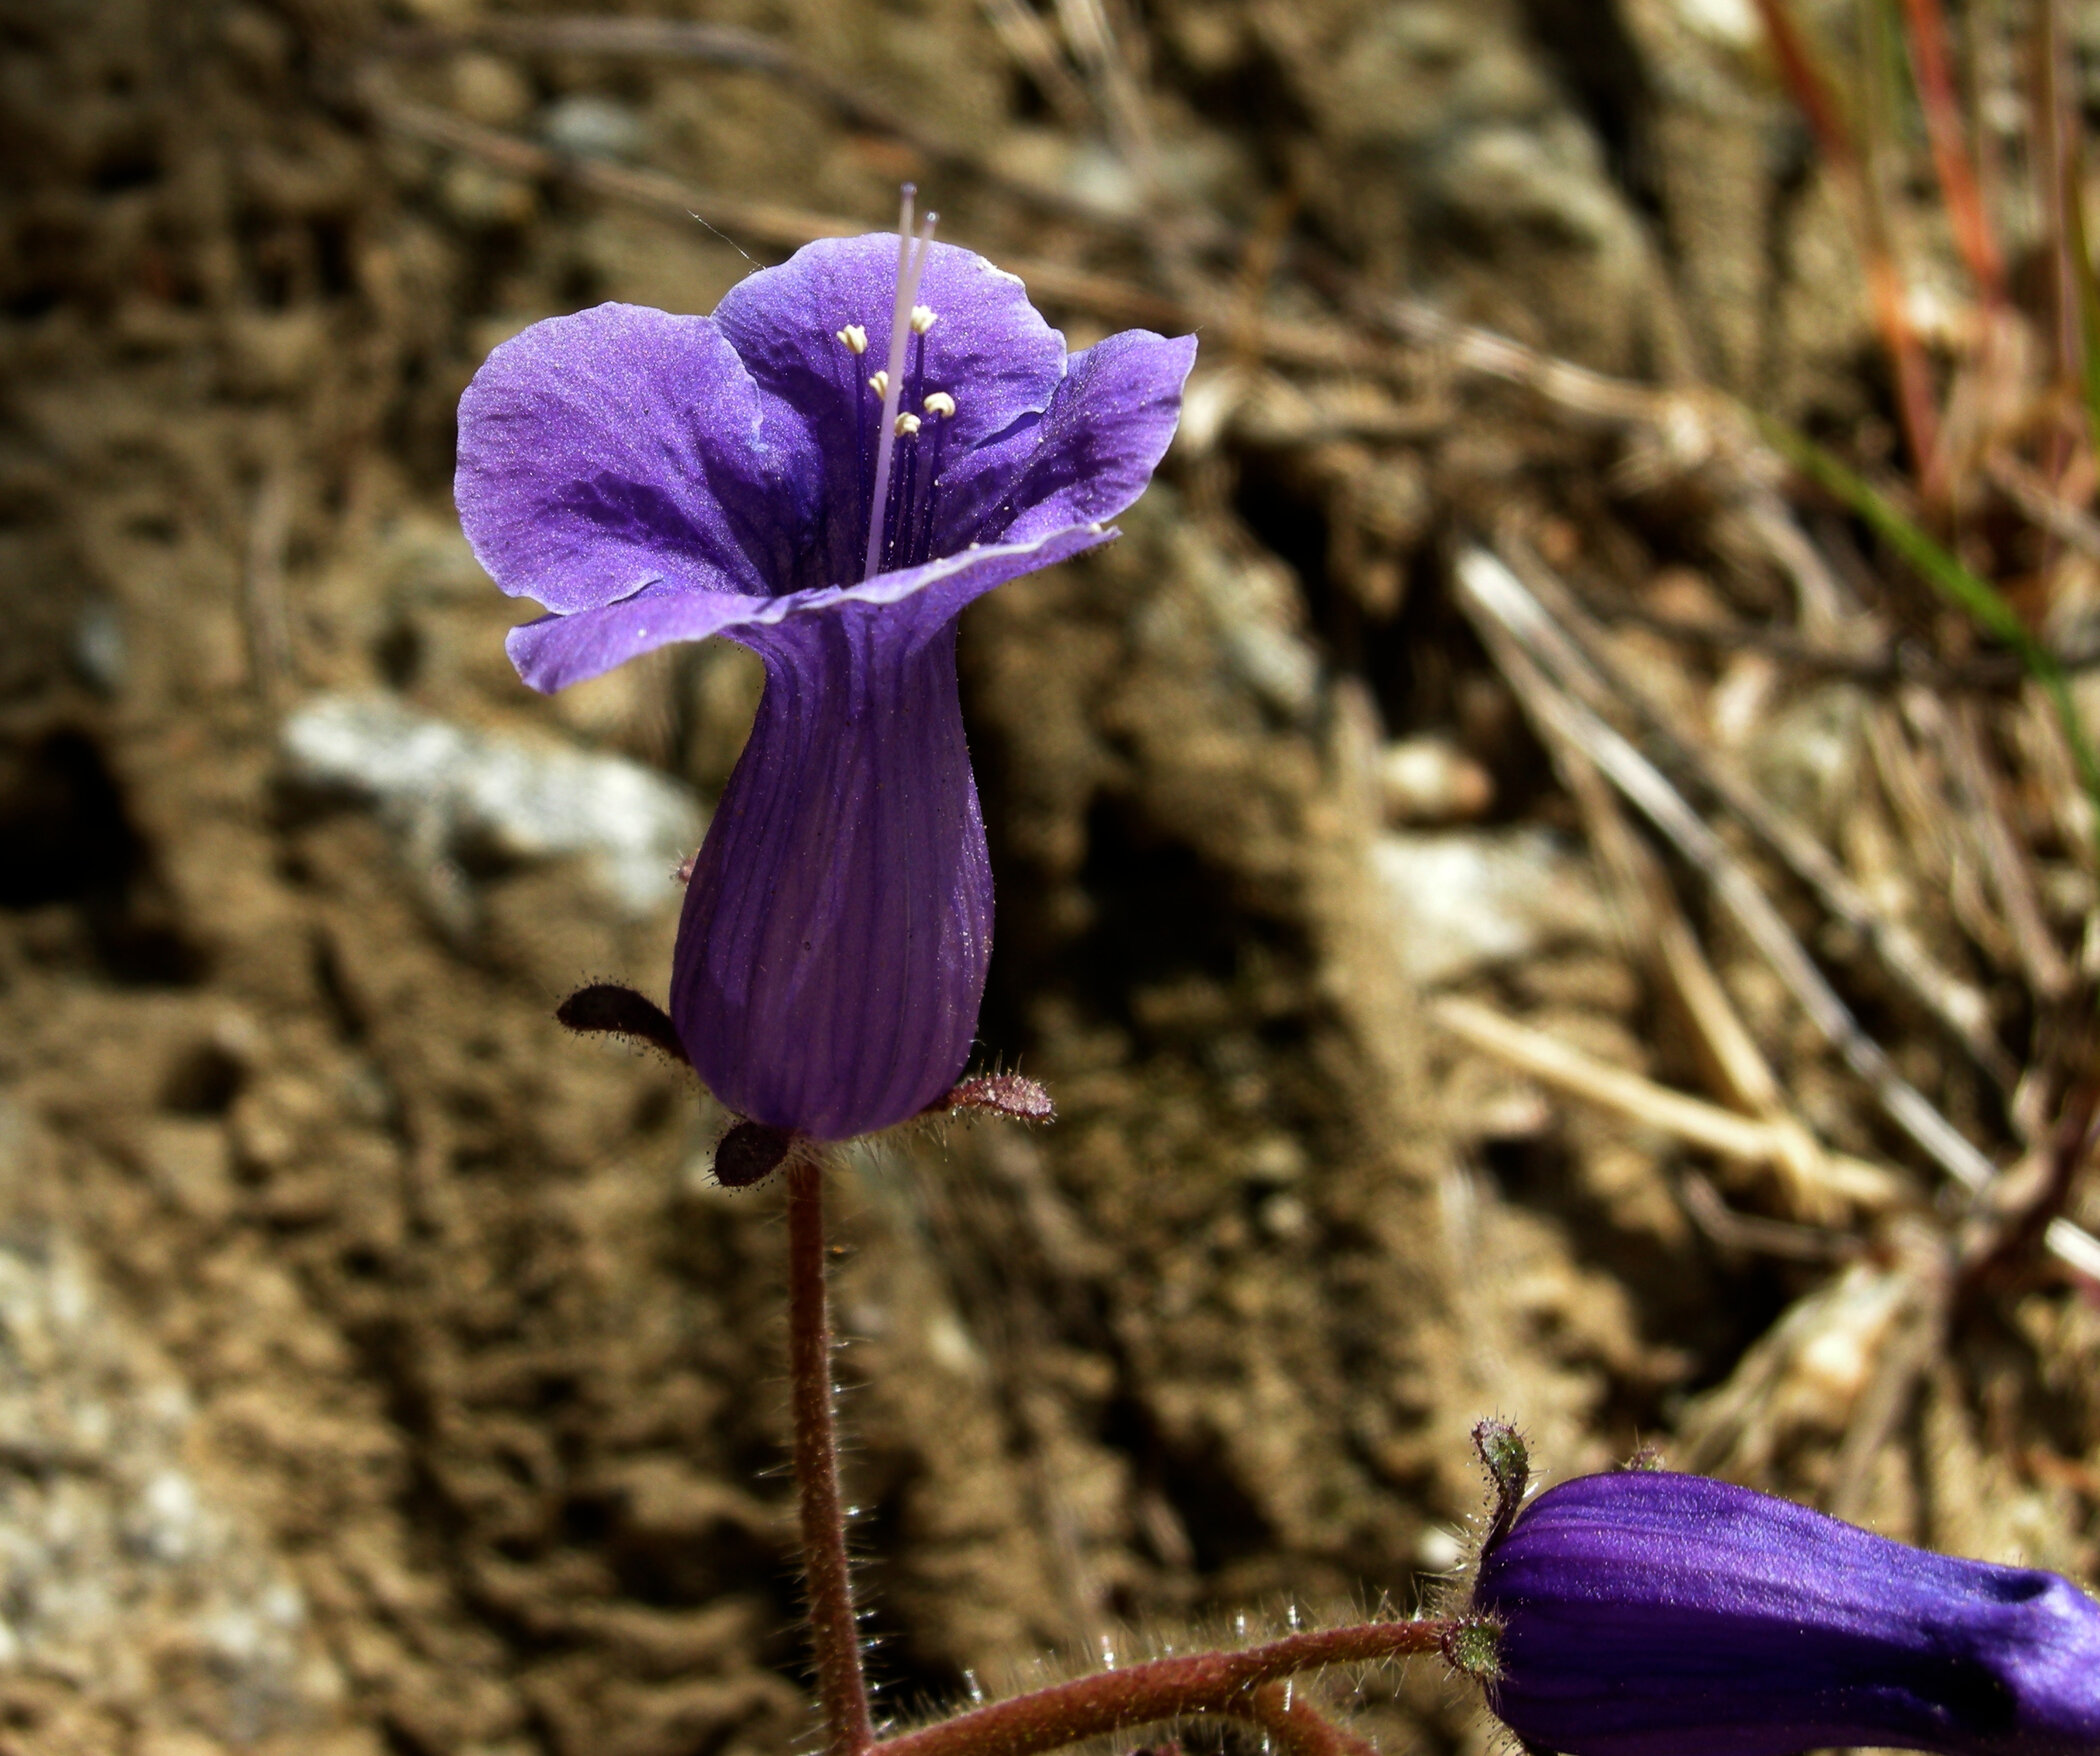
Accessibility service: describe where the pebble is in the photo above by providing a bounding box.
[1371,827,1607,986]
[1376,735,1494,825]
[280,693,704,917]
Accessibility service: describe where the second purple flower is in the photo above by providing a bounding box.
[457,217,1194,1140]
[1470,1463,2100,1756]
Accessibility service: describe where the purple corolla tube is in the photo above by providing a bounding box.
[1470,1465,2100,1756]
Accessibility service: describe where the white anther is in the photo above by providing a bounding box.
[893,412,922,437]
[867,370,890,397]
[921,391,956,419]
[910,304,937,334]
[836,324,868,355]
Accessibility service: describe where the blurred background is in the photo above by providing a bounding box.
[2,1,2099,1752]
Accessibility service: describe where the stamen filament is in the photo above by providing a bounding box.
[862,188,937,582]
[893,428,923,571]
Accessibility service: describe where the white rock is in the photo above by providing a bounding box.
[1372,827,1607,986]
[541,94,643,161]
[282,694,703,917]
[1376,736,1494,825]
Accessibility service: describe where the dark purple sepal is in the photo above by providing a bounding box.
[556,983,688,1064]
[1472,1469,2100,1756]
[1472,1417,1531,1550]
[712,1119,798,1189]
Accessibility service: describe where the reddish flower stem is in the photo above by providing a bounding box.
[874,1622,1453,1756]
[1749,0,1856,177]
[1751,0,1942,485]
[787,1158,875,1756]
[1897,0,2004,303]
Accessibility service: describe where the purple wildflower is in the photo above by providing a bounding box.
[1470,1467,2100,1756]
[456,206,1193,1139]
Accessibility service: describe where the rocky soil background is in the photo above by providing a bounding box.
[2,1,2098,1754]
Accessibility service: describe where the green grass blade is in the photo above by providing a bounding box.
[1754,411,2100,850]
[2059,116,2100,459]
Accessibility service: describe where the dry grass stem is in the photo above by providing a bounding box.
[1944,697,2076,1000]
[1497,535,2011,1084]
[1455,546,2003,1194]
[1512,674,1851,1222]
[359,69,1399,380]
[1432,996,1903,1211]
[1679,1173,1857,1263]
[980,0,1095,131]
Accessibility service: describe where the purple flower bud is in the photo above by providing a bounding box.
[456,230,1194,1138]
[1471,1469,2100,1756]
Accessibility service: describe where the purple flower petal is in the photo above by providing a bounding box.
[1473,1470,2100,1756]
[506,521,1113,692]
[946,329,1198,546]
[670,602,990,1139]
[457,304,805,614]
[713,235,1070,592]
[715,234,1068,456]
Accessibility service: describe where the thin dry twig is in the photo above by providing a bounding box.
[980,0,1095,130]
[364,73,867,247]
[1825,1313,1943,1523]
[1583,595,2100,686]
[1985,451,2100,561]
[1961,1082,2100,1280]
[1942,694,2076,999]
[1510,661,1857,1222]
[2044,1215,2100,1279]
[1464,548,2100,1284]
[1882,691,2026,973]
[1826,1253,1949,1524]
[1052,0,1156,186]
[1377,297,1673,428]
[2010,681,2100,875]
[1432,995,1903,1210]
[1729,488,1860,637]
[1678,1256,1916,1478]
[1455,546,2002,1193]
[1494,534,2013,1088]
[1679,1172,1859,1262]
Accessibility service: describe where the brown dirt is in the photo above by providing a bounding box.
[1,3,2096,1755]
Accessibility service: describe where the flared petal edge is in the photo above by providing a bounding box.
[942,329,1198,549]
[506,518,1116,691]
[457,303,800,616]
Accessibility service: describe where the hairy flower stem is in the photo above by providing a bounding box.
[787,1158,875,1756]
[875,1622,1452,1756]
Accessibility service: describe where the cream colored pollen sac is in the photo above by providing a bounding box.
[867,370,889,397]
[894,412,922,437]
[922,391,956,419]
[910,304,937,334]
[836,323,868,355]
